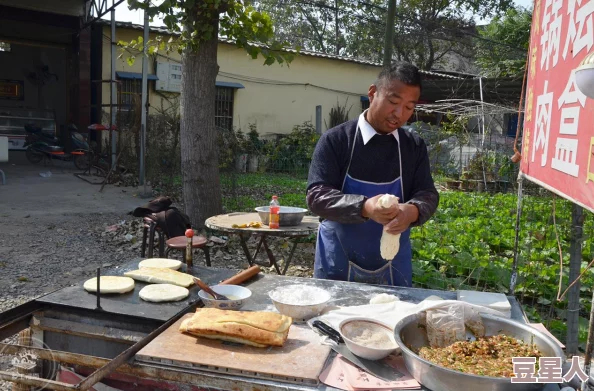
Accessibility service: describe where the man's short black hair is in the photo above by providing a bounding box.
[375,61,422,91]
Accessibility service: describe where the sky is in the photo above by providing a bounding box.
[102,0,535,27]
[514,0,533,9]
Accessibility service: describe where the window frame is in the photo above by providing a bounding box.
[117,78,143,111]
[215,86,235,131]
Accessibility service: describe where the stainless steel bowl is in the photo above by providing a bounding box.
[255,206,308,226]
[394,312,565,391]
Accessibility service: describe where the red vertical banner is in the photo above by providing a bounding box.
[522,0,594,211]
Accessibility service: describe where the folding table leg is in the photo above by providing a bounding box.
[238,234,302,275]
[238,234,255,267]
[262,238,281,275]
[281,239,300,275]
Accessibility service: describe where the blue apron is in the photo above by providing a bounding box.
[314,128,412,287]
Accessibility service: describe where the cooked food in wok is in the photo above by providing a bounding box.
[417,335,543,377]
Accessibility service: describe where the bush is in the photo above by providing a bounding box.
[266,121,320,176]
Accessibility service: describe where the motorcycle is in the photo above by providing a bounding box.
[23,124,90,170]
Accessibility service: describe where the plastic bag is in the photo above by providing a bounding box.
[424,302,486,348]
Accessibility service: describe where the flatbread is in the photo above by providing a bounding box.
[83,276,135,294]
[124,268,194,287]
[139,284,189,302]
[139,258,182,271]
[180,308,292,347]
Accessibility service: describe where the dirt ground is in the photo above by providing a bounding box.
[0,152,146,310]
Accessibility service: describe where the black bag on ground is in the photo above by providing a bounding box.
[131,196,191,238]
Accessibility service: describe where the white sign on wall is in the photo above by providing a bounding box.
[156,61,182,93]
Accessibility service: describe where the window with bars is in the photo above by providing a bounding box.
[118,78,142,110]
[215,87,234,130]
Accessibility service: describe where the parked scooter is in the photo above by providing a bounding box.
[23,124,90,170]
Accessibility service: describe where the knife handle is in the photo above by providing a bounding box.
[312,320,344,343]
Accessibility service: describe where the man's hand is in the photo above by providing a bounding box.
[384,204,419,234]
[361,194,399,225]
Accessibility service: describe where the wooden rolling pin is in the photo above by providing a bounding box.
[220,265,261,285]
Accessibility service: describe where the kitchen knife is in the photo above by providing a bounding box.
[312,320,344,343]
[330,343,404,382]
[311,320,403,381]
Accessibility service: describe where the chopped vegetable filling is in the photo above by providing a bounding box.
[417,335,542,377]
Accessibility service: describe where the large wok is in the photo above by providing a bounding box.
[393,312,565,391]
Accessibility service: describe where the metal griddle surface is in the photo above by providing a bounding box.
[36,259,237,322]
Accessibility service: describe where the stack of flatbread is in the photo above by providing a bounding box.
[180,308,293,347]
[124,267,194,287]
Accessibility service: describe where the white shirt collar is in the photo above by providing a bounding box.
[357,110,399,145]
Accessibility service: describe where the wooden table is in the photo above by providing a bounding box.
[205,212,319,275]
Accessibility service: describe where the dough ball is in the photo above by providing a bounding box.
[369,293,400,304]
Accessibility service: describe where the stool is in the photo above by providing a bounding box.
[165,235,211,267]
[141,216,165,258]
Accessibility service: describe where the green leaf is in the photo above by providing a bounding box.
[126,56,136,66]
[537,297,551,305]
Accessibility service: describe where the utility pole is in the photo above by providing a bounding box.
[110,9,117,167]
[383,0,396,67]
[140,1,149,190]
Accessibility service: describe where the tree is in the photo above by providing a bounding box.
[256,0,512,71]
[255,0,360,55]
[126,0,293,228]
[353,0,514,70]
[475,5,532,78]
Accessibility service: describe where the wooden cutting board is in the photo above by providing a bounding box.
[135,313,331,385]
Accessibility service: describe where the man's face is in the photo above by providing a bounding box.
[366,79,421,134]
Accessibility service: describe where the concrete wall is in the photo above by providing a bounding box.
[102,25,383,136]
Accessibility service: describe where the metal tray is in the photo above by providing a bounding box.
[254,206,307,226]
[394,312,565,391]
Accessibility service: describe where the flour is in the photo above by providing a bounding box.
[270,285,331,305]
[351,328,394,349]
[343,322,397,349]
